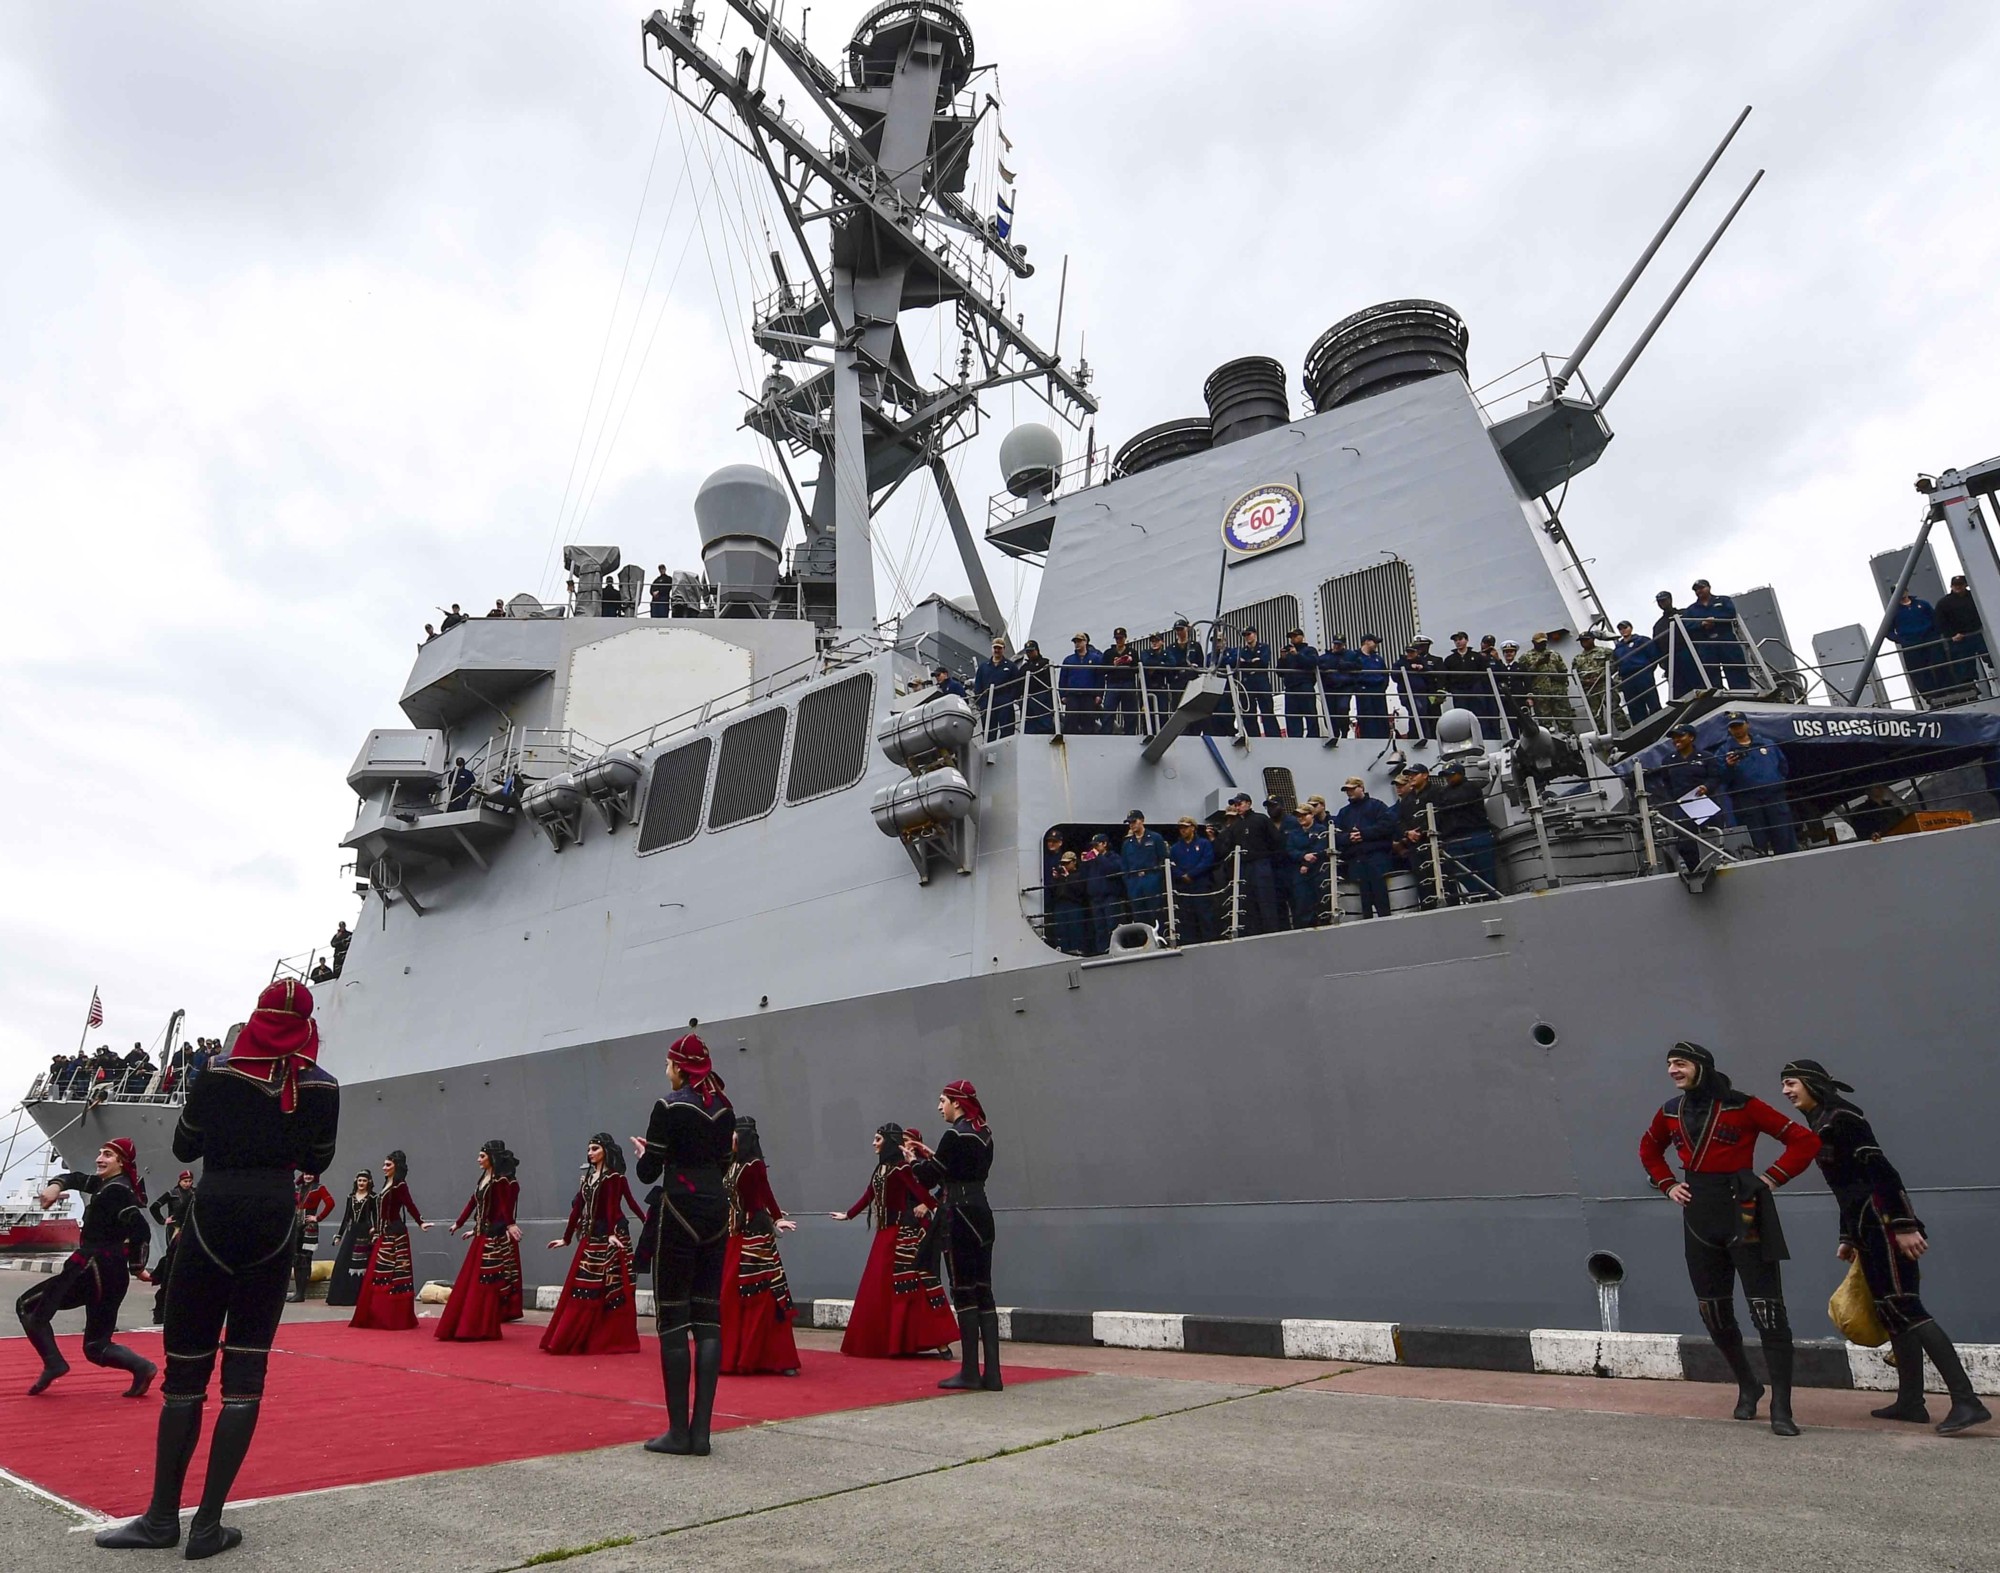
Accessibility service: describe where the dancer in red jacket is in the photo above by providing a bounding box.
[831,1123,959,1358]
[720,1118,800,1375]
[541,1133,643,1355]
[1640,1041,1819,1436]
[350,1150,432,1331]
[436,1140,523,1341]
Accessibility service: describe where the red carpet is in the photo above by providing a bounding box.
[0,1322,1077,1517]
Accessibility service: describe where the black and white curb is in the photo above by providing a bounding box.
[788,1299,2000,1397]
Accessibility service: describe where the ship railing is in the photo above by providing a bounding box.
[985,447,1105,535]
[26,1067,186,1106]
[1470,352,1602,424]
[1751,632,1994,713]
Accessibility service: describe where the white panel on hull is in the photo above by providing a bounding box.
[564,627,753,748]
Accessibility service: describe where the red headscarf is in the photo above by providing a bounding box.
[668,1033,725,1107]
[942,1079,987,1132]
[230,979,321,1113]
[103,1138,145,1203]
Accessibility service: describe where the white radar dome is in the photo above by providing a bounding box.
[999,423,1064,499]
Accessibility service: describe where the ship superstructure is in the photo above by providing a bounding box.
[25,8,2000,1342]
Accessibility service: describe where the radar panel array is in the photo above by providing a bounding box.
[637,737,713,854]
[708,709,790,831]
[787,675,875,804]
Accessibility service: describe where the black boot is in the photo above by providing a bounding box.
[938,1311,981,1390]
[687,1334,722,1457]
[22,1312,69,1395]
[980,1310,1003,1391]
[95,1342,158,1399]
[96,1397,203,1549]
[1870,1331,1930,1422]
[184,1397,259,1559]
[1763,1337,1798,1437]
[645,1332,692,1453]
[1708,1324,1762,1420]
[1915,1321,1994,1435]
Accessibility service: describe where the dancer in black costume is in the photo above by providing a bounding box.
[324,1171,377,1308]
[148,1171,195,1324]
[632,1032,734,1456]
[1780,1059,1992,1435]
[19,1136,156,1396]
[97,979,339,1558]
[909,1079,1001,1391]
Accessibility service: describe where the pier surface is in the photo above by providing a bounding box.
[3,1266,1991,1571]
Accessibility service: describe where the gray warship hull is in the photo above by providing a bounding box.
[38,816,2000,1342]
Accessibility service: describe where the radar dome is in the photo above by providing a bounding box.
[1435,707,1480,749]
[999,423,1064,499]
[694,464,790,611]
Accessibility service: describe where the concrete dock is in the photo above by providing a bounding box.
[3,1266,1992,1571]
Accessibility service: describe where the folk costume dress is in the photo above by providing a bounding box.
[148,1174,195,1324]
[720,1152,799,1375]
[351,1169,426,1331]
[436,1165,524,1342]
[541,1160,643,1355]
[18,1136,156,1395]
[325,1178,377,1308]
[97,977,341,1558]
[838,1158,958,1358]
[1640,1042,1818,1435]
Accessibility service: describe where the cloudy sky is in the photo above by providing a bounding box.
[3,1,1997,1111]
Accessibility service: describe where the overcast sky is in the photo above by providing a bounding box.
[4,1,1997,1115]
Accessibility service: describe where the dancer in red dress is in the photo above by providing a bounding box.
[287,1173,335,1304]
[541,1133,643,1355]
[720,1118,800,1376]
[350,1150,432,1331]
[435,1140,523,1342]
[830,1123,959,1358]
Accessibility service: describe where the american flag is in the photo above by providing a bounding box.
[85,987,103,1030]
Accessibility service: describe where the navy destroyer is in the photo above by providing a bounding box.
[25,3,2000,1342]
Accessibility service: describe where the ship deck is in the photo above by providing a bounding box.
[2,1266,1992,1571]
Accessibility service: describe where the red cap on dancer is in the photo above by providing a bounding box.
[941,1080,987,1131]
[668,1032,725,1106]
[231,979,320,1112]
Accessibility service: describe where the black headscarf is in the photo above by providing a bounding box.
[873,1122,907,1174]
[588,1131,626,1176]
[385,1150,408,1187]
[479,1139,519,1180]
[1666,1041,1738,1151]
[733,1116,764,1164]
[1780,1058,1859,1128]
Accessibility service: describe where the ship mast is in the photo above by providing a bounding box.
[641,1,1098,638]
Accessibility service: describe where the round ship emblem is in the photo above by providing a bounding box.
[1221,483,1306,555]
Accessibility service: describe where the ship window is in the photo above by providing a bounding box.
[1216,593,1303,650]
[1317,559,1418,654]
[707,708,790,831]
[786,674,875,804]
[636,737,712,854]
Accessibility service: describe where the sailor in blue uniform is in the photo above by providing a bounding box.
[1613,619,1661,723]
[1684,580,1748,689]
[1333,776,1397,918]
[1718,712,1796,855]
[1138,631,1177,731]
[1059,633,1103,735]
[1889,590,1952,704]
[1397,636,1441,740]
[1318,635,1356,738]
[1352,635,1391,738]
[1232,627,1279,737]
[924,664,967,704]
[972,640,1021,740]
[1080,833,1123,953]
[1168,816,1216,944]
[1100,627,1141,735]
[1282,803,1331,926]
[1277,629,1322,738]
[1645,722,1724,882]
[1654,590,1703,699]
[1118,810,1171,929]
